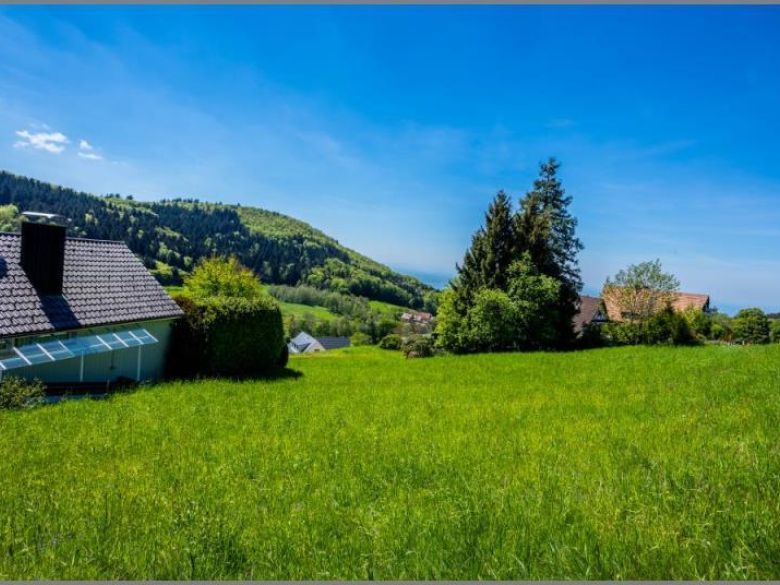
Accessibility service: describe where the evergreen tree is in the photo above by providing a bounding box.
[515,158,583,346]
[454,190,515,302]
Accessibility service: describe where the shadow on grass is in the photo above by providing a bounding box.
[39,368,304,406]
[163,366,304,385]
[239,367,303,382]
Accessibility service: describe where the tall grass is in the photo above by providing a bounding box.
[1,345,779,579]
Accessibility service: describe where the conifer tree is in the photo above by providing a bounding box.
[454,190,515,301]
[515,158,583,345]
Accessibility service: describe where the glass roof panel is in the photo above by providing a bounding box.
[38,340,75,360]
[15,346,51,366]
[115,331,143,347]
[0,327,159,372]
[96,334,127,351]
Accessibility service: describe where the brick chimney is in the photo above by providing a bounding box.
[20,211,69,296]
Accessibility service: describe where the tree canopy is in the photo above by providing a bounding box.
[602,259,681,322]
[184,256,267,300]
[437,158,582,353]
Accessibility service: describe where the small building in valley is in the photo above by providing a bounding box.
[0,212,183,386]
[288,331,350,354]
[400,311,433,325]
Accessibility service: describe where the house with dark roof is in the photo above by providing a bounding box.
[0,212,183,385]
[573,295,607,334]
[288,331,351,354]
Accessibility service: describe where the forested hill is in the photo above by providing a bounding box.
[0,171,437,310]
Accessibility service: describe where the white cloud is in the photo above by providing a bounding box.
[13,129,69,154]
[78,151,103,161]
[77,138,103,160]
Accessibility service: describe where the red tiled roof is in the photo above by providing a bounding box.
[602,286,710,322]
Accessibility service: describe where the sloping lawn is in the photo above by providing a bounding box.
[1,345,780,579]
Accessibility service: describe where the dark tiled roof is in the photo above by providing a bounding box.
[0,233,183,338]
[573,295,605,333]
[316,336,351,350]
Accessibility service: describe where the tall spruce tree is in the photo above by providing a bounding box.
[454,190,515,300]
[515,158,583,345]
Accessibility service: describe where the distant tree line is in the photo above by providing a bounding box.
[0,171,435,308]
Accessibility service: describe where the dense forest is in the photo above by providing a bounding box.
[0,170,437,310]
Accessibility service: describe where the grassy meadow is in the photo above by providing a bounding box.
[1,345,780,579]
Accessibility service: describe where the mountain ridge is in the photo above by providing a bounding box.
[0,170,438,311]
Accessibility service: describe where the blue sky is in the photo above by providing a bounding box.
[1,6,779,314]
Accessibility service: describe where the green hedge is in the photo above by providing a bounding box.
[167,294,286,378]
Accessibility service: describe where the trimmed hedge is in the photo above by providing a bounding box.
[167,294,286,378]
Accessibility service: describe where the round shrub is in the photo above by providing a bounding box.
[733,308,771,345]
[167,294,286,378]
[378,333,402,350]
[0,376,45,410]
[402,335,435,358]
[350,332,372,346]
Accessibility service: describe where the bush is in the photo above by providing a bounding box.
[435,257,561,354]
[0,376,45,410]
[350,332,372,346]
[378,333,403,350]
[402,335,435,358]
[168,294,286,378]
[643,308,697,345]
[466,289,518,352]
[771,320,780,344]
[185,256,264,300]
[577,323,605,349]
[600,308,696,346]
[733,308,771,345]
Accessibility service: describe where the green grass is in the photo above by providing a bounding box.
[2,344,780,579]
[368,299,408,316]
[276,299,339,321]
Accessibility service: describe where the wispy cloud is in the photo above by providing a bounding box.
[13,128,69,153]
[78,138,103,160]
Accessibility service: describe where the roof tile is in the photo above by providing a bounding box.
[0,233,183,338]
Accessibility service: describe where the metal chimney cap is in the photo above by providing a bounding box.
[21,211,70,227]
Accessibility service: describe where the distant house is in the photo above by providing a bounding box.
[288,331,350,354]
[0,212,184,385]
[573,295,608,334]
[400,311,433,325]
[573,289,712,332]
[602,288,711,322]
[316,336,351,351]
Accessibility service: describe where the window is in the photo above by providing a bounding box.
[0,327,158,373]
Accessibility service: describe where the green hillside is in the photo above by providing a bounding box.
[0,171,437,309]
[1,344,780,578]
